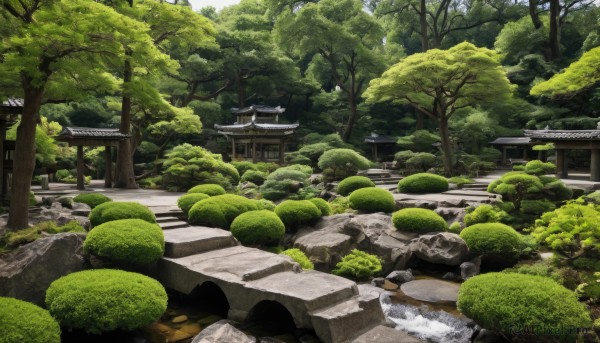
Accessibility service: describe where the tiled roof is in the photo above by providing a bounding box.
[231,105,285,115]
[57,127,130,139]
[215,122,299,131]
[364,135,396,144]
[489,137,532,145]
[0,98,24,108]
[524,130,600,140]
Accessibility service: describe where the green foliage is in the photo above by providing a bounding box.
[392,208,448,233]
[460,223,523,266]
[188,194,258,229]
[55,169,73,181]
[281,248,314,270]
[487,172,543,210]
[1,221,85,249]
[447,176,474,186]
[274,200,321,229]
[520,199,556,215]
[73,193,112,209]
[0,297,61,343]
[231,161,260,176]
[28,191,37,207]
[308,198,332,216]
[349,187,395,213]
[260,165,312,201]
[241,170,268,186]
[336,176,376,196]
[464,204,511,226]
[317,149,371,181]
[458,273,591,342]
[89,202,156,227]
[397,173,449,193]
[46,270,167,334]
[298,142,333,165]
[495,16,548,64]
[330,196,352,214]
[523,160,556,175]
[177,193,210,215]
[504,261,564,284]
[84,219,164,268]
[187,183,227,196]
[255,199,276,211]
[332,249,382,280]
[405,152,437,171]
[396,130,440,152]
[230,210,285,246]
[448,221,462,234]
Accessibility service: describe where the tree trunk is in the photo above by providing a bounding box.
[528,0,542,29]
[438,117,453,176]
[419,0,429,52]
[548,0,561,60]
[115,57,138,189]
[7,83,44,230]
[415,108,424,130]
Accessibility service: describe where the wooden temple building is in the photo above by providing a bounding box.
[364,133,397,161]
[489,136,535,166]
[0,98,20,198]
[215,105,299,164]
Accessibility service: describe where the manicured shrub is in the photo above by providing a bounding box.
[330,196,352,214]
[187,183,226,196]
[460,223,522,266]
[392,208,448,233]
[333,249,382,280]
[397,173,448,193]
[177,193,210,215]
[231,161,259,176]
[464,204,511,226]
[523,159,556,175]
[274,200,321,228]
[84,219,164,267]
[188,194,258,228]
[503,261,564,284]
[487,172,543,210]
[89,201,156,227]
[230,210,285,246]
[0,297,61,343]
[281,248,314,270]
[457,273,591,342]
[55,169,72,181]
[336,176,375,196]
[308,198,332,216]
[260,164,312,201]
[46,269,167,334]
[448,221,462,234]
[318,148,371,180]
[349,187,395,213]
[73,193,112,209]
[405,152,437,172]
[241,170,268,186]
[255,199,276,211]
[519,199,556,215]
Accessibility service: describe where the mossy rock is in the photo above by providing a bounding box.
[45,269,167,334]
[281,248,314,270]
[460,222,522,267]
[188,194,258,229]
[349,187,395,213]
[0,297,61,343]
[84,219,164,267]
[336,176,376,196]
[177,193,210,215]
[187,184,227,196]
[332,249,382,280]
[89,201,156,227]
[397,173,448,193]
[392,208,448,233]
[73,193,112,209]
[274,200,321,229]
[230,210,285,246]
[308,198,332,216]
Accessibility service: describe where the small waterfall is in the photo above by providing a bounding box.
[380,293,477,343]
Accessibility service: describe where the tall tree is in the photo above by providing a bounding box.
[364,42,513,175]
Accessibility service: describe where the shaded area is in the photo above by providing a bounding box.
[188,281,231,318]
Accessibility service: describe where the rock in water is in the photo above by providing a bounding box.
[400,279,460,305]
[409,232,468,266]
[192,320,256,343]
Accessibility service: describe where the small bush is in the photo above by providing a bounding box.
[255,199,276,211]
[46,269,167,334]
[73,193,112,209]
[519,199,556,215]
[260,165,311,201]
[187,183,227,196]
[308,198,332,216]
[503,261,564,284]
[405,152,437,171]
[457,273,591,342]
[392,208,448,233]
[89,202,156,227]
[281,248,314,269]
[318,148,371,180]
[230,210,285,246]
[55,169,72,181]
[349,187,395,213]
[332,249,382,280]
[188,194,258,228]
[84,219,164,267]
[397,173,448,193]
[448,176,474,186]
[336,176,375,196]
[231,161,259,176]
[274,200,321,229]
[330,196,352,214]
[523,159,556,175]
[241,170,268,186]
[464,204,511,226]
[460,223,522,266]
[0,297,61,343]
[448,221,462,234]
[177,193,210,215]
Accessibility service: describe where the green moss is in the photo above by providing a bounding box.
[177,193,210,215]
[519,199,556,215]
[392,208,448,233]
[330,196,352,214]
[1,221,85,249]
[464,204,511,226]
[397,173,448,193]
[274,200,321,229]
[73,193,112,209]
[332,249,382,280]
[503,261,564,284]
[281,248,314,270]
[336,176,375,196]
[458,273,591,342]
[187,183,227,196]
[46,269,167,334]
[460,223,522,266]
[255,199,276,211]
[308,198,333,216]
[448,221,462,234]
[89,202,156,227]
[349,187,395,213]
[188,194,258,229]
[241,170,268,186]
[0,297,61,343]
[230,210,285,246]
[84,219,164,267]
[447,176,474,186]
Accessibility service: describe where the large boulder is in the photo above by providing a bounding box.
[409,232,469,266]
[293,232,353,271]
[192,320,256,343]
[0,232,86,305]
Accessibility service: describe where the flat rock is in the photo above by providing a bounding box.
[401,279,460,304]
[409,232,469,266]
[351,325,425,343]
[294,232,353,271]
[192,320,255,343]
[163,227,238,258]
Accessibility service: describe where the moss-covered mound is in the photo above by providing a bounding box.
[45,269,167,334]
[281,248,314,270]
[308,198,332,216]
[240,170,268,186]
[187,183,227,196]
[460,222,522,266]
[0,297,61,343]
[397,173,448,193]
[349,187,395,213]
[333,249,382,280]
[336,176,376,196]
[392,208,448,233]
[73,193,112,209]
[274,200,321,229]
[83,219,164,267]
[177,193,210,215]
[458,273,591,342]
[89,201,156,227]
[230,210,285,246]
[188,194,258,228]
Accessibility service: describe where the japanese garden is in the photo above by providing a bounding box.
[3,0,600,342]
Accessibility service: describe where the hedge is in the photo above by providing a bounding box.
[230,210,285,246]
[308,198,333,216]
[392,208,448,233]
[349,187,395,213]
[274,200,321,229]
[177,193,210,215]
[188,194,258,228]
[460,223,522,266]
[336,176,375,196]
[397,173,448,193]
[187,183,227,196]
[45,269,167,334]
[73,193,112,209]
[0,297,61,343]
[281,248,314,270]
[89,201,156,227]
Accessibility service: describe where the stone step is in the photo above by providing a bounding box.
[163,227,238,258]
[156,216,181,223]
[351,325,425,343]
[151,206,184,218]
[159,221,189,230]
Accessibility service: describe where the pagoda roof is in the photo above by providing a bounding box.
[215,122,298,131]
[524,129,600,140]
[1,98,23,109]
[489,137,532,145]
[56,127,130,147]
[231,105,285,115]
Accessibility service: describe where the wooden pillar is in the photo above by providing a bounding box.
[556,149,568,179]
[231,137,235,161]
[374,144,379,161]
[260,143,265,162]
[76,145,85,190]
[523,147,528,160]
[252,138,257,163]
[0,121,6,197]
[591,149,600,181]
[502,146,507,166]
[104,145,112,188]
[279,138,285,165]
